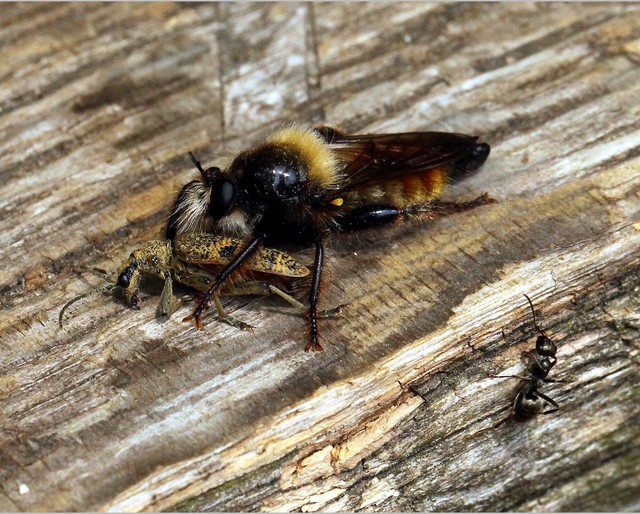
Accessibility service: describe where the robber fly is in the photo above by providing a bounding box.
[167,126,493,351]
[493,294,563,421]
[60,234,318,331]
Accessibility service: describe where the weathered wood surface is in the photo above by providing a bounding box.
[1,3,639,511]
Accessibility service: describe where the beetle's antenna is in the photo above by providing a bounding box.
[59,275,116,329]
[523,293,548,339]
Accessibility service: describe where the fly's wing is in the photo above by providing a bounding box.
[315,127,489,195]
[173,234,310,278]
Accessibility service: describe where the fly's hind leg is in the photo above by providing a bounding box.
[337,194,496,231]
[428,193,497,216]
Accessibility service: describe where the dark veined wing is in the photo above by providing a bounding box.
[315,127,485,194]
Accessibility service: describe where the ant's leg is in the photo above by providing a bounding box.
[542,377,567,384]
[183,237,263,329]
[537,390,560,414]
[489,374,532,381]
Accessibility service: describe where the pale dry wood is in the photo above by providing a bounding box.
[0,3,639,512]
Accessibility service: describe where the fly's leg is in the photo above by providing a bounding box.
[337,194,496,231]
[183,237,263,329]
[428,194,497,215]
[173,260,254,332]
[307,236,325,352]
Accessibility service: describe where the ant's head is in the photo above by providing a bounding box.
[535,334,557,358]
[189,152,236,220]
[524,294,556,355]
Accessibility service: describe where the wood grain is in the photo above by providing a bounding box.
[0,3,639,511]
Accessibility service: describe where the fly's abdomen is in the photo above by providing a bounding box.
[346,167,448,209]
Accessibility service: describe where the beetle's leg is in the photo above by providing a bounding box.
[157,273,183,317]
[226,281,344,318]
[211,295,254,332]
[173,260,255,332]
[225,281,306,311]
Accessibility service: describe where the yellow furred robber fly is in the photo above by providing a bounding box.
[166,125,494,351]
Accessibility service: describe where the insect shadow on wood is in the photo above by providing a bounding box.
[491,293,566,422]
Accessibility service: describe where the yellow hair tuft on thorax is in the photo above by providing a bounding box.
[266,126,340,188]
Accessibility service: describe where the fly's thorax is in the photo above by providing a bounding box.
[230,143,312,212]
[228,127,340,214]
[215,209,252,238]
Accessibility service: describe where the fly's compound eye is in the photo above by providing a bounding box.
[209,178,236,219]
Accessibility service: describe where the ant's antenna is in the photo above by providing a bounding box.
[523,293,548,339]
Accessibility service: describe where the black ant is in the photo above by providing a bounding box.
[494,294,564,421]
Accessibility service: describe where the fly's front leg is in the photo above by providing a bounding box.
[183,237,263,329]
[173,259,255,332]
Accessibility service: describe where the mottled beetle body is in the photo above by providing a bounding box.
[115,234,313,331]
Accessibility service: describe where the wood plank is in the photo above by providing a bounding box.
[0,3,639,511]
